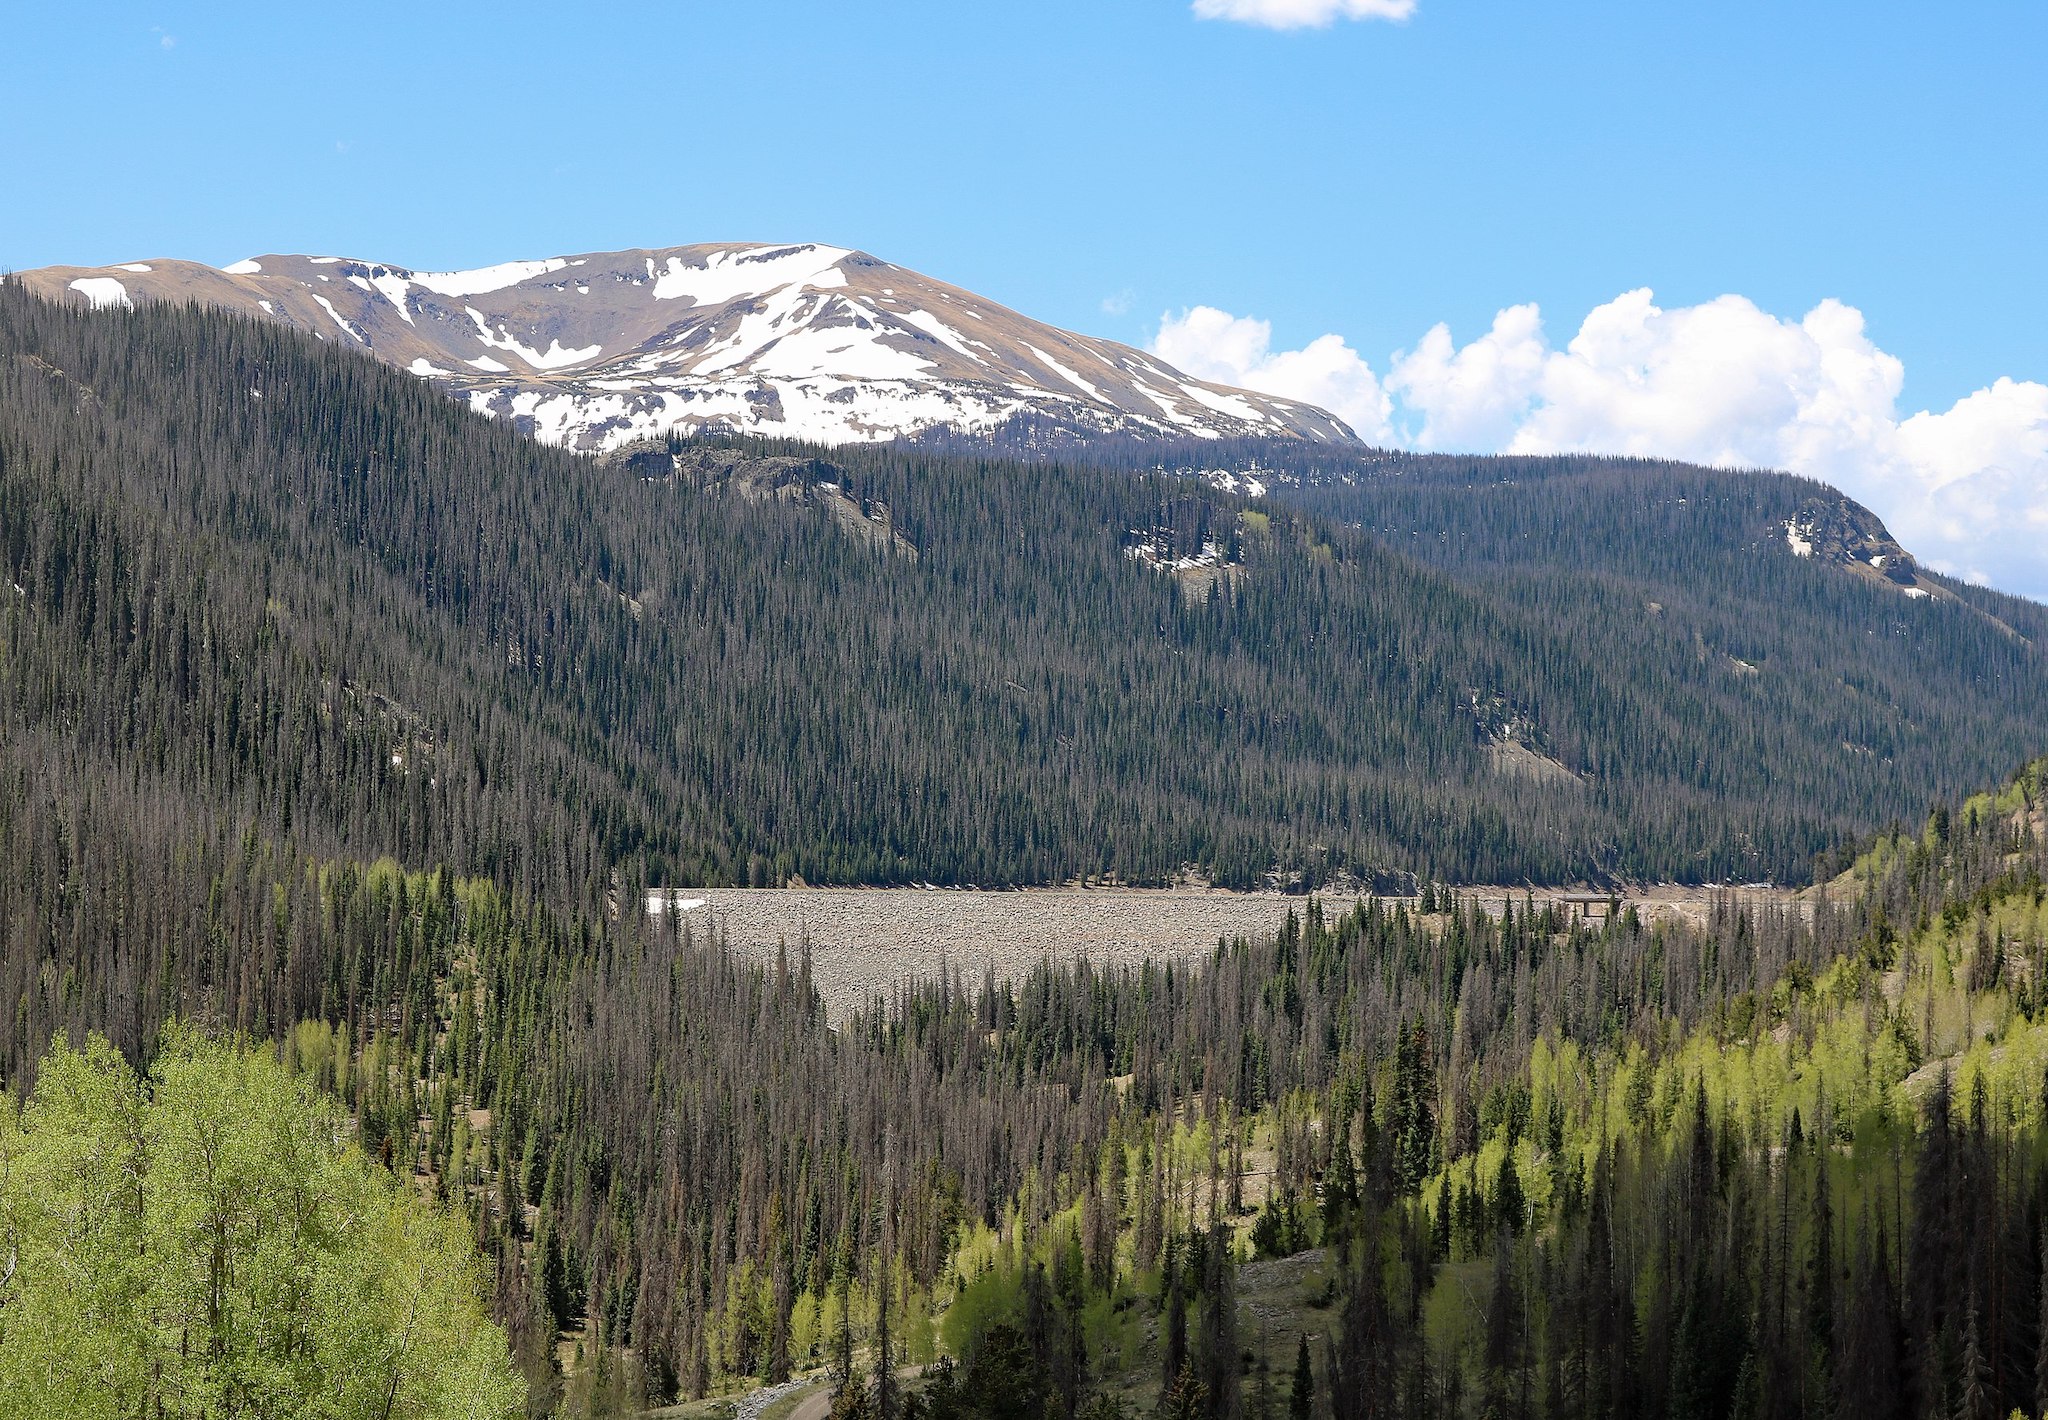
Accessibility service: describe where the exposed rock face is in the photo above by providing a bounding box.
[1784,497,1942,598]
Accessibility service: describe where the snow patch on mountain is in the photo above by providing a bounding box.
[68,277,131,310]
[311,294,364,344]
[367,271,416,324]
[21,243,1360,452]
[466,306,602,370]
[411,258,570,297]
[649,245,851,305]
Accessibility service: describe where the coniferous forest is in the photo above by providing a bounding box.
[3,288,2048,1418]
[5,285,2046,893]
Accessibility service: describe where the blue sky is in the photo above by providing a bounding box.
[5,1,2044,595]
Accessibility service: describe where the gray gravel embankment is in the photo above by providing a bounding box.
[645,886,1352,1018]
[642,883,1800,1019]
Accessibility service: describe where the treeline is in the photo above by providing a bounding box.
[8,285,2048,891]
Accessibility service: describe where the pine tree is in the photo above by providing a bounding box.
[1483,1230,1525,1420]
[1165,1263,1190,1401]
[2034,1231,2048,1420]
[1160,1366,1211,1420]
[1497,1152,1526,1238]
[1840,1213,1906,1420]
[834,1271,856,1388]
[1200,1225,1242,1420]
[1289,1335,1314,1420]
[1909,1073,1957,1416]
[1807,1139,1836,1392]
[1331,1240,1395,1420]
[831,1370,876,1420]
[874,1261,895,1420]
[1956,1305,1992,1420]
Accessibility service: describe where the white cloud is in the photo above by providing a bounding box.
[1101,288,1136,318]
[1153,305,1391,441]
[1889,378,2048,587]
[1385,303,1546,450]
[1192,0,1416,30]
[1493,290,2045,595]
[1500,292,1902,471]
[1151,290,2048,600]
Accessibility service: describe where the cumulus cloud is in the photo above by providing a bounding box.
[1191,0,1416,30]
[1151,291,2048,600]
[1154,305,1391,442]
[1385,303,1546,450]
[1499,292,1902,471]
[1890,378,2048,586]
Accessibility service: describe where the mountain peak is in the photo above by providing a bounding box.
[13,243,1356,452]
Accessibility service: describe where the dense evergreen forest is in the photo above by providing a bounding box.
[6,285,2046,891]
[1077,434,2048,833]
[7,713,2047,1416]
[1037,428,2044,639]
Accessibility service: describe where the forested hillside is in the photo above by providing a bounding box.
[10,278,2048,1414]
[1073,435,2048,869]
[5,285,2045,893]
[10,702,2041,1416]
[305,760,2048,1420]
[1252,436,2048,673]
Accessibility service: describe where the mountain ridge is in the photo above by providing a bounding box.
[8,283,2045,891]
[10,242,1357,451]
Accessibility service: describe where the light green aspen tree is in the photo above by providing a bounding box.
[0,1028,523,1419]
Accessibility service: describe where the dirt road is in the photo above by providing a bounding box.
[780,1387,829,1420]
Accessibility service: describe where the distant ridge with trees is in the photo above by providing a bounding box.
[4,284,2043,897]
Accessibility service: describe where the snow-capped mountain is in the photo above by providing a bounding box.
[15,244,1356,451]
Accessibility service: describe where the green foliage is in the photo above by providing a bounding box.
[939,1268,1026,1371]
[1288,1335,1313,1420]
[0,1028,520,1419]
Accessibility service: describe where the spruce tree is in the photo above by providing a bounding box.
[1807,1140,1836,1389]
[1288,1335,1314,1420]
[1200,1225,1242,1420]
